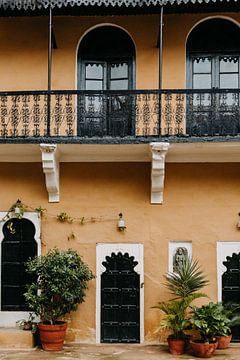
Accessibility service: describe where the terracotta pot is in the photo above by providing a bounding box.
[167,337,185,355]
[216,334,232,349]
[189,340,218,358]
[38,322,67,351]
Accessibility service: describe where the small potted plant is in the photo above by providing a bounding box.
[215,302,240,349]
[153,298,190,355]
[190,302,223,358]
[24,248,94,351]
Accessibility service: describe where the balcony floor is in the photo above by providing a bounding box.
[1,140,240,163]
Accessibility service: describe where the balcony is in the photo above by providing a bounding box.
[0,89,239,143]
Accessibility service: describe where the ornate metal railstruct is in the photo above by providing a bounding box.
[0,89,239,140]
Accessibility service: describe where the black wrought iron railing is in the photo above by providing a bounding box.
[0,89,239,139]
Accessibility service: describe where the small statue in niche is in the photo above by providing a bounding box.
[173,247,188,272]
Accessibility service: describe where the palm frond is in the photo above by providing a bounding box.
[164,257,209,298]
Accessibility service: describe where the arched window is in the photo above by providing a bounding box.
[186,19,240,136]
[77,26,136,137]
[187,19,240,89]
[78,26,135,91]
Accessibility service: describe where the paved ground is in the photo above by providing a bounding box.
[0,343,239,360]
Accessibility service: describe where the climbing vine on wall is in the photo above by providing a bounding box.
[0,200,119,241]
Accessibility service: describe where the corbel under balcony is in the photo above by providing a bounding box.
[40,144,59,203]
[150,142,170,204]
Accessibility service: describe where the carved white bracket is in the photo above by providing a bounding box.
[40,144,59,203]
[150,142,170,204]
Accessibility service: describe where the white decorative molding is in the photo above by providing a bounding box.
[40,144,59,203]
[217,242,240,302]
[150,142,170,204]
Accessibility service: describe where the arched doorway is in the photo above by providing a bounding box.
[1,218,37,311]
[101,252,140,343]
[222,252,240,342]
[186,19,240,135]
[77,26,136,137]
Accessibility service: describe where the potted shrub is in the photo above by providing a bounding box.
[216,302,240,349]
[152,257,209,355]
[190,302,223,358]
[24,248,94,351]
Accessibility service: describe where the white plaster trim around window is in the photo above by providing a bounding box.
[0,212,41,326]
[40,144,60,203]
[168,241,192,273]
[150,142,170,204]
[217,241,240,302]
[96,243,144,344]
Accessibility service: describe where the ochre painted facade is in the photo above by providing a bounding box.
[0,162,240,341]
[0,13,239,91]
[0,7,239,345]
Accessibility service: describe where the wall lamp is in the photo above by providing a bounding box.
[118,213,126,231]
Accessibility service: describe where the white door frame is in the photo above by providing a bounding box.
[96,243,144,343]
[0,212,41,326]
[217,241,240,302]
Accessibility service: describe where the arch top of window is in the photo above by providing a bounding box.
[187,19,240,54]
[78,26,135,60]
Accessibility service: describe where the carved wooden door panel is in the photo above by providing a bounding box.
[222,252,240,342]
[101,252,140,343]
[1,218,37,311]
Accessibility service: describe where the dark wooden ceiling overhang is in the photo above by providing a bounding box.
[0,0,238,15]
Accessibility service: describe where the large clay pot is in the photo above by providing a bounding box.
[167,337,185,355]
[216,334,232,349]
[38,322,67,351]
[190,340,218,358]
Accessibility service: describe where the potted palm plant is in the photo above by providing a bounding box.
[152,257,209,355]
[152,298,191,355]
[24,248,94,351]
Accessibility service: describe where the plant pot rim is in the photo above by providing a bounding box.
[190,339,218,344]
[40,321,66,325]
[38,321,67,330]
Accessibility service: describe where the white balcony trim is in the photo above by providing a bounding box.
[150,142,170,204]
[40,144,60,203]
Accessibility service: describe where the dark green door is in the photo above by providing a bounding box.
[1,218,37,311]
[222,252,240,342]
[101,252,140,343]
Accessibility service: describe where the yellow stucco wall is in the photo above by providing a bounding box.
[0,161,239,341]
[0,12,239,91]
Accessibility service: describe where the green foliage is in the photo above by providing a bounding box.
[152,257,209,338]
[153,297,193,339]
[190,302,231,342]
[24,248,94,324]
[220,302,240,329]
[164,257,209,299]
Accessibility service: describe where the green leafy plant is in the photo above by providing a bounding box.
[24,248,94,324]
[218,302,240,334]
[190,302,231,343]
[152,298,192,339]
